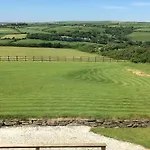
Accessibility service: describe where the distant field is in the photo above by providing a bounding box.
[0,46,98,57]
[91,128,150,148]
[1,34,27,39]
[135,28,150,32]
[128,32,150,41]
[0,40,13,45]
[12,39,50,45]
[18,27,49,34]
[0,62,150,119]
[0,28,19,34]
[42,26,105,33]
[12,39,101,46]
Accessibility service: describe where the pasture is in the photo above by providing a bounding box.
[12,39,100,47]
[42,26,105,33]
[0,40,14,45]
[128,32,150,41]
[0,62,150,119]
[1,34,27,39]
[0,28,19,34]
[0,46,98,57]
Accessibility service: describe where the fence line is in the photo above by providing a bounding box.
[0,56,127,62]
[0,143,107,150]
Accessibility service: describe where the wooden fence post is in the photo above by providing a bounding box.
[33,56,35,61]
[49,56,51,62]
[25,56,27,61]
[8,56,10,61]
[41,56,43,62]
[16,56,18,61]
[73,56,75,62]
[80,56,82,62]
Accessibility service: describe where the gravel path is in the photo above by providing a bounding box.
[0,126,146,150]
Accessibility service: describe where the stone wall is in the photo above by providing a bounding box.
[0,118,150,128]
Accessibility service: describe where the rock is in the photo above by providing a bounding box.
[4,120,18,126]
[127,124,133,128]
[0,120,4,127]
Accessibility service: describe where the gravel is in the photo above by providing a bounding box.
[0,126,146,150]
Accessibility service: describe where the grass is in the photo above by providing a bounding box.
[128,32,150,41]
[1,34,27,39]
[0,46,98,57]
[12,39,101,47]
[0,34,7,38]
[0,28,19,34]
[0,40,14,45]
[43,26,105,33]
[91,128,150,148]
[136,28,150,32]
[0,62,150,119]
[12,39,51,45]
[18,27,49,34]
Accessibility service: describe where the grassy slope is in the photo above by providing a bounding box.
[0,28,19,34]
[0,62,150,119]
[0,46,98,57]
[43,26,105,32]
[91,128,150,148]
[128,32,150,41]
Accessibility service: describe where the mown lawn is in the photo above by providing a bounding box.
[91,128,150,148]
[0,62,150,119]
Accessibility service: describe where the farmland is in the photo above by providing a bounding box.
[1,34,27,39]
[0,28,19,34]
[0,62,150,119]
[0,22,150,62]
[128,32,150,42]
[0,22,150,120]
[0,46,98,57]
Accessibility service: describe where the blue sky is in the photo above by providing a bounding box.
[0,0,150,22]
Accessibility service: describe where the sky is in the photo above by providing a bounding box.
[0,0,150,22]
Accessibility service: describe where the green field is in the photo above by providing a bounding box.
[0,40,14,45]
[11,39,101,47]
[91,128,150,148]
[42,26,105,33]
[0,62,150,119]
[0,28,19,34]
[136,28,150,32]
[0,46,98,57]
[1,34,27,39]
[18,27,49,34]
[128,32,150,41]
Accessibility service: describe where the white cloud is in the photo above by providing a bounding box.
[103,6,127,10]
[132,2,150,6]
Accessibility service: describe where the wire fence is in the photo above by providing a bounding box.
[0,56,127,62]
